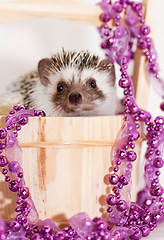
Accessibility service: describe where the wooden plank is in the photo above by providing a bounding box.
[0,0,102,26]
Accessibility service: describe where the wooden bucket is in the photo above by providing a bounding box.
[0,0,152,225]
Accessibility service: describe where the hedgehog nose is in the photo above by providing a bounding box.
[69,92,82,105]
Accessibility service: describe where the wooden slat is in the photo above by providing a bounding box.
[0,0,102,26]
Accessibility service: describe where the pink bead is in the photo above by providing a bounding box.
[0,128,7,139]
[150,185,163,196]
[106,194,117,206]
[113,2,123,13]
[119,77,130,88]
[10,220,21,232]
[18,187,30,199]
[9,180,19,192]
[137,39,148,49]
[160,102,164,111]
[0,155,8,167]
[153,157,164,168]
[127,151,137,162]
[117,149,127,159]
[109,174,120,185]
[106,35,115,46]
[120,175,128,185]
[140,25,150,35]
[116,200,127,211]
[141,225,150,237]
[100,13,111,22]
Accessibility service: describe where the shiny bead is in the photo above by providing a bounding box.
[16,198,22,204]
[0,128,7,139]
[116,159,121,165]
[107,206,112,213]
[112,186,120,195]
[150,185,163,196]
[140,25,150,35]
[123,96,134,107]
[0,143,6,150]
[118,183,123,189]
[160,102,164,111]
[135,3,142,11]
[21,201,31,212]
[18,187,30,199]
[18,117,28,126]
[127,151,137,162]
[114,166,119,172]
[16,213,27,224]
[106,194,117,206]
[34,110,46,117]
[8,180,19,192]
[16,125,21,131]
[116,200,127,211]
[130,227,142,240]
[54,231,65,240]
[18,105,27,111]
[119,77,130,88]
[15,206,21,212]
[9,110,15,115]
[40,226,53,235]
[100,13,111,22]
[95,219,107,230]
[13,105,19,111]
[130,210,140,220]
[141,225,150,237]
[117,149,127,159]
[120,175,128,185]
[10,220,21,232]
[106,36,115,46]
[154,116,164,125]
[0,155,8,167]
[5,176,11,182]
[109,174,119,185]
[113,2,123,13]
[18,172,23,178]
[153,157,164,168]
[137,39,148,49]
[2,168,8,175]
[153,211,163,223]
[142,213,151,224]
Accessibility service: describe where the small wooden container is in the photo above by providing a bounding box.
[0,0,152,224]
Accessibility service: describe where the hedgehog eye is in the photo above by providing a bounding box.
[57,83,64,92]
[89,79,97,89]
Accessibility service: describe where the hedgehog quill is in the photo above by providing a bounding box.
[15,50,122,116]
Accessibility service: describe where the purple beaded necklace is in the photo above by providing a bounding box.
[0,0,164,239]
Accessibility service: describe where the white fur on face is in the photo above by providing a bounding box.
[30,65,120,117]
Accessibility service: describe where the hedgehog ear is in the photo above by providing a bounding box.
[98,59,115,85]
[38,58,54,87]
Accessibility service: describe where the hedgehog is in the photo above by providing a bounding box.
[12,50,122,116]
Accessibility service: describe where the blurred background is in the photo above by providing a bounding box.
[0,0,164,238]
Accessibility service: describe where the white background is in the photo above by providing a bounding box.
[0,0,164,238]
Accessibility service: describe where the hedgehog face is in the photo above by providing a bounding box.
[37,51,117,116]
